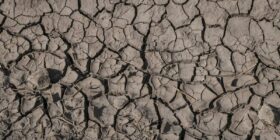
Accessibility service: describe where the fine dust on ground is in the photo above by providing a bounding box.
[0,0,280,139]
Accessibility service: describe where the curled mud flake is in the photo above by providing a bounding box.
[27,69,50,90]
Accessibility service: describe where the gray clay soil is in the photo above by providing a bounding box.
[1,0,280,139]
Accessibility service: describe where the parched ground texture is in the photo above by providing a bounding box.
[1,0,280,139]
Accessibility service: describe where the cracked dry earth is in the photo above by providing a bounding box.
[2,0,280,140]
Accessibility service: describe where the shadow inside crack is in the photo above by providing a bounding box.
[47,68,62,83]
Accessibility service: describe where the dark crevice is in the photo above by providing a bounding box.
[140,22,152,70]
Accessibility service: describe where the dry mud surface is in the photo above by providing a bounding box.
[1,0,280,139]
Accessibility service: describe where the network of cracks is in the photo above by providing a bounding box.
[1,0,280,139]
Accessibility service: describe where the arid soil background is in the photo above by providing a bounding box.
[1,0,280,139]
